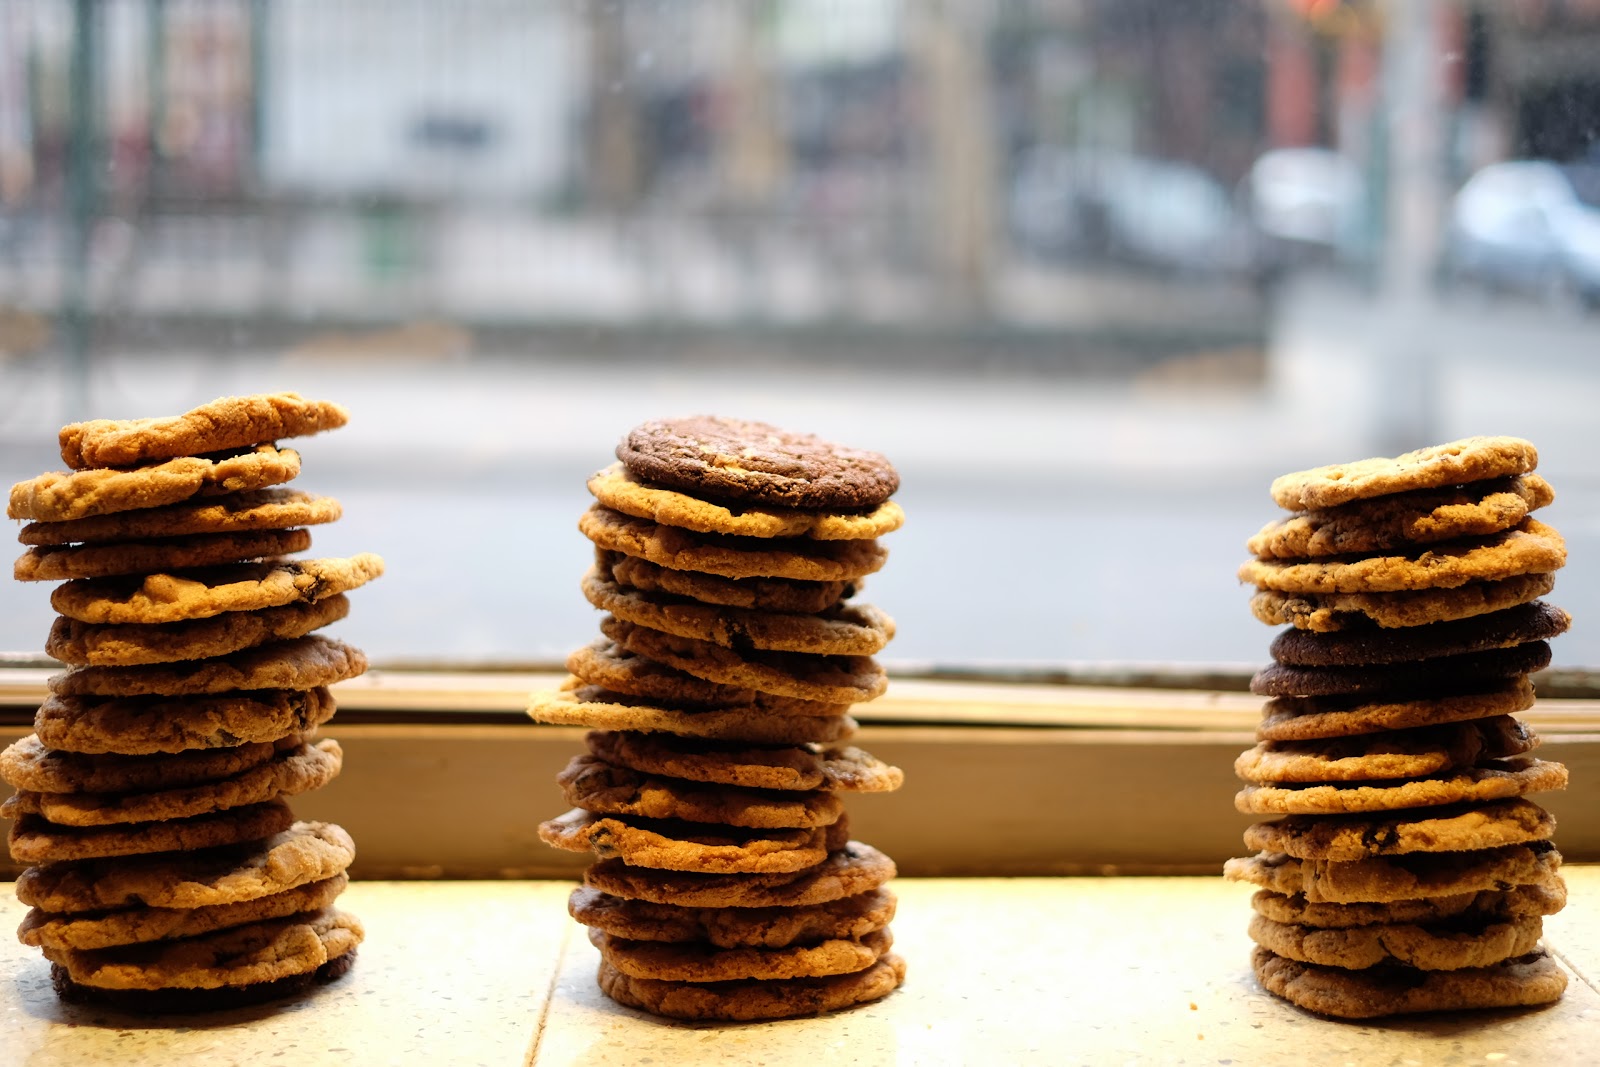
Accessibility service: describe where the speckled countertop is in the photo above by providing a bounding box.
[3,871,1596,1066]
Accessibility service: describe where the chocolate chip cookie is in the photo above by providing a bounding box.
[58,392,348,469]
[6,393,375,1010]
[532,416,907,1019]
[1233,437,1574,1017]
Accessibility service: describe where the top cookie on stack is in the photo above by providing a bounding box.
[531,415,908,1022]
[1243,437,1562,634]
[614,415,901,511]
[4,392,379,1011]
[1229,435,1572,1019]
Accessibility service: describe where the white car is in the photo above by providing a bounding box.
[1443,159,1600,307]
[1241,147,1365,281]
[1008,148,1242,273]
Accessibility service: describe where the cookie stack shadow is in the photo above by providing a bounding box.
[529,415,907,1021]
[3,393,383,1009]
[1227,436,1573,1018]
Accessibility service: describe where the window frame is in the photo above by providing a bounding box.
[3,663,1595,880]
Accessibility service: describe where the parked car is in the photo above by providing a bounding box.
[1240,147,1365,283]
[1008,148,1244,274]
[1441,159,1600,308]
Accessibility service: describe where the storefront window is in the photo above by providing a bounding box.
[1,0,1595,670]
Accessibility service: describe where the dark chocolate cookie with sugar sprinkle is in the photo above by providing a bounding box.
[617,415,898,509]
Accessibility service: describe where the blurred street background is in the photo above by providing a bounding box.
[1,0,1597,668]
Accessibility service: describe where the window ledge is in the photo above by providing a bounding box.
[2,667,1595,877]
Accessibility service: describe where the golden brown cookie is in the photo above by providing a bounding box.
[569,885,896,948]
[581,506,889,583]
[1268,436,1539,512]
[1241,798,1556,861]
[42,908,363,992]
[36,686,338,755]
[602,616,887,704]
[1223,841,1562,903]
[48,634,367,698]
[8,445,302,523]
[1248,475,1554,559]
[1234,716,1536,784]
[15,528,312,582]
[583,731,828,791]
[46,594,352,666]
[615,415,899,510]
[597,953,904,1021]
[582,567,895,656]
[19,489,342,546]
[1248,573,1557,634]
[1249,573,1555,632]
[592,926,892,982]
[1251,946,1565,1018]
[9,799,296,864]
[531,687,856,746]
[0,733,301,794]
[557,755,843,829]
[1255,679,1535,742]
[2,740,342,827]
[605,551,850,614]
[589,463,905,541]
[51,554,385,625]
[58,392,348,469]
[584,840,896,908]
[15,821,356,912]
[812,746,904,792]
[566,640,846,715]
[1248,912,1542,972]
[585,732,902,793]
[1248,881,1568,929]
[20,874,349,951]
[49,950,357,1011]
[539,808,842,874]
[1234,757,1568,815]
[1239,519,1566,595]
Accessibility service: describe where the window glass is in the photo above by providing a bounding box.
[1,0,1596,669]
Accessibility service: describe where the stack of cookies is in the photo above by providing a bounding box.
[2,392,383,1009]
[1227,436,1572,1018]
[529,415,907,1021]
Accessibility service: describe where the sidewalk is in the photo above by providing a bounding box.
[1,277,1596,667]
[0,208,1263,335]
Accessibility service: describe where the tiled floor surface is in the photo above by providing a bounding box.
[3,871,1596,1066]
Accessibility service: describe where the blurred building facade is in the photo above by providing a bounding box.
[0,0,1596,340]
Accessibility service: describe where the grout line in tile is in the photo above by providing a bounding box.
[525,917,576,1067]
[1543,937,1599,996]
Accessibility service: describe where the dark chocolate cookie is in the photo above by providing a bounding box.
[616,416,898,509]
[1251,641,1551,698]
[49,949,356,1013]
[1269,601,1569,667]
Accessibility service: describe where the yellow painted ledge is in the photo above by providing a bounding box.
[2,871,1597,1066]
